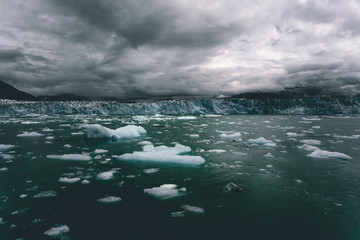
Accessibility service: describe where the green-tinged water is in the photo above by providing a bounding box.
[1,114,360,240]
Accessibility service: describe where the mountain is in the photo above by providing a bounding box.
[0,80,37,101]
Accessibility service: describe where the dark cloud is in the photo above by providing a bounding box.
[0,0,359,99]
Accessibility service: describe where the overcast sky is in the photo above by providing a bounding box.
[0,0,360,99]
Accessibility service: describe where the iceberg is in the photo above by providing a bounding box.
[144,184,187,199]
[247,137,276,147]
[307,149,352,160]
[85,124,146,139]
[17,131,43,137]
[118,143,205,165]
[47,154,92,161]
[97,196,122,204]
[44,225,70,238]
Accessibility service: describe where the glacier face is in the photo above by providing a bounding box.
[0,97,360,115]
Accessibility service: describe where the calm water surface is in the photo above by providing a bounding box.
[0,114,360,240]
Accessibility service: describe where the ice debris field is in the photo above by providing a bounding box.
[0,114,360,239]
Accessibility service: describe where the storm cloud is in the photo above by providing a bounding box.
[0,0,360,99]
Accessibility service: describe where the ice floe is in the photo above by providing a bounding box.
[181,205,204,214]
[94,149,108,154]
[85,124,146,139]
[17,132,43,137]
[144,184,187,199]
[118,143,205,165]
[58,177,81,183]
[97,171,116,180]
[307,149,352,160]
[300,139,321,145]
[97,196,122,204]
[44,224,70,238]
[34,191,57,198]
[177,116,197,120]
[143,168,159,174]
[208,149,226,153]
[220,132,242,138]
[0,144,15,151]
[247,137,276,147]
[47,154,92,161]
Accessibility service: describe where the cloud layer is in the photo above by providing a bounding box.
[1,0,360,99]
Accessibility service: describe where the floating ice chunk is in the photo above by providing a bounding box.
[19,194,27,198]
[286,132,302,137]
[63,144,72,148]
[188,134,199,138]
[220,132,242,138]
[264,153,273,157]
[298,144,320,152]
[307,149,352,160]
[58,177,81,183]
[144,184,187,199]
[181,205,204,214]
[333,134,360,139]
[47,154,92,161]
[17,132,43,137]
[247,137,275,147]
[208,149,226,153]
[300,139,321,145]
[42,128,54,132]
[170,211,186,217]
[34,191,57,198]
[11,208,29,215]
[312,126,321,129]
[143,168,159,174]
[0,144,15,151]
[302,117,321,121]
[200,114,222,118]
[85,124,146,139]
[44,225,70,238]
[21,121,41,124]
[0,167,8,171]
[296,179,303,183]
[97,171,116,180]
[81,180,90,184]
[139,141,152,145]
[97,196,122,204]
[94,149,108,154]
[45,136,54,140]
[118,144,205,165]
[177,116,197,120]
[266,164,273,168]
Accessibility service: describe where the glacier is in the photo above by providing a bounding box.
[1,96,360,115]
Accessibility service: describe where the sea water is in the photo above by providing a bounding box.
[0,114,360,239]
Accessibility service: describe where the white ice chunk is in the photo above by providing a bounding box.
[47,154,92,161]
[97,196,122,204]
[44,225,70,238]
[144,184,187,199]
[307,149,352,160]
[0,167,8,171]
[118,144,205,165]
[247,137,276,147]
[177,116,197,120]
[208,149,226,153]
[143,168,159,174]
[17,132,43,137]
[220,132,242,138]
[138,141,152,145]
[85,124,146,139]
[298,144,320,152]
[81,180,90,184]
[34,191,57,198]
[181,205,204,214]
[300,139,321,145]
[94,149,108,154]
[285,132,302,137]
[63,144,72,148]
[0,144,15,151]
[97,171,116,180]
[188,134,199,138]
[58,177,81,183]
